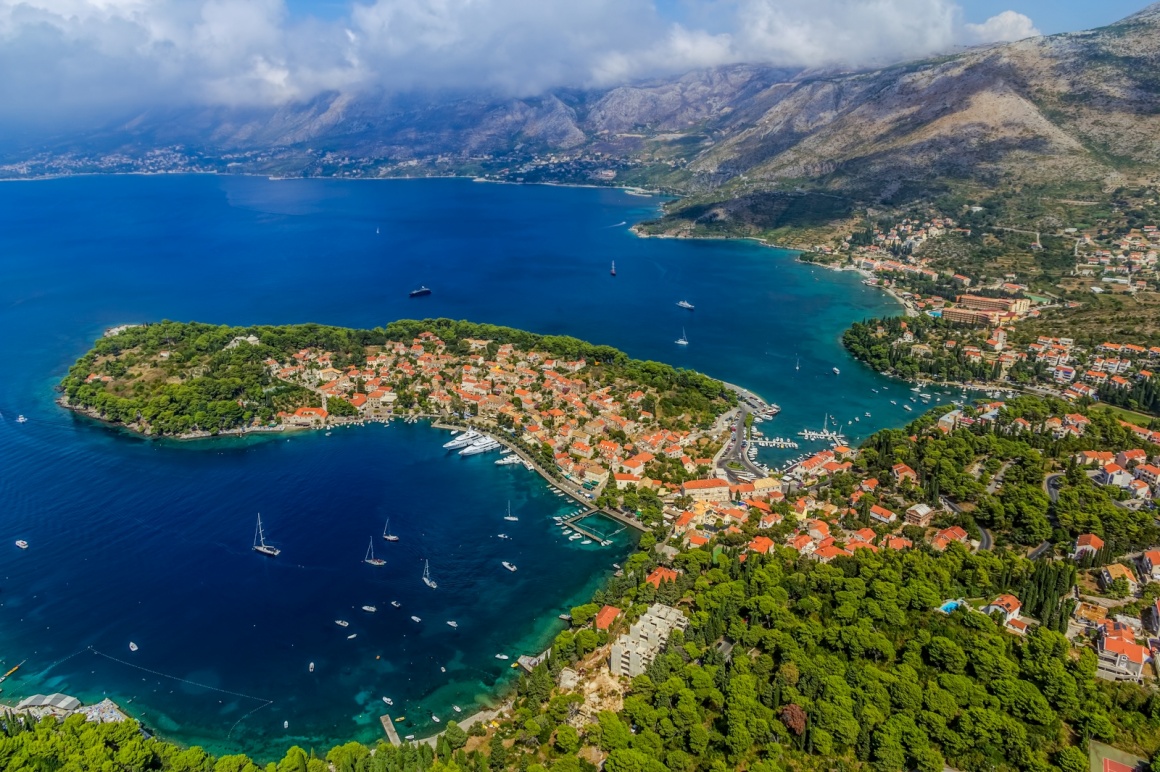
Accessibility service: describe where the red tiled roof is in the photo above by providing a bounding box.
[594,605,621,631]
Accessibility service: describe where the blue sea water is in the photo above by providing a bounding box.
[0,175,922,758]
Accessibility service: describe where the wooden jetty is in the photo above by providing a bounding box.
[380,714,402,746]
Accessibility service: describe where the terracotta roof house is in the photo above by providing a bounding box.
[645,566,679,588]
[594,605,621,631]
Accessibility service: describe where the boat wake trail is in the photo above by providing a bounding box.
[604,221,627,228]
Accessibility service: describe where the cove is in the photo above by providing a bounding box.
[0,175,903,758]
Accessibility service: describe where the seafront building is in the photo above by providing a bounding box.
[609,603,688,678]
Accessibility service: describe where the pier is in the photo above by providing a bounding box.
[380,714,402,746]
[563,508,647,539]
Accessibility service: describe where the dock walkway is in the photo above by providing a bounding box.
[563,508,646,537]
[380,714,402,746]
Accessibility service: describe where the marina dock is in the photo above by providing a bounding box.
[563,508,646,539]
[380,714,402,746]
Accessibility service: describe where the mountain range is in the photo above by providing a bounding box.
[6,3,1160,206]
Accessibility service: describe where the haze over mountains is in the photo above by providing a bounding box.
[6,3,1160,203]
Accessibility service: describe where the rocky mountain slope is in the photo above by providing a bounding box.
[7,4,1160,204]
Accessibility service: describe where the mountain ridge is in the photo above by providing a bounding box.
[5,4,1160,206]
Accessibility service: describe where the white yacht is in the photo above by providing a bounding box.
[382,697,393,706]
[569,533,583,541]
[676,300,694,310]
[411,615,422,623]
[495,654,509,660]
[335,620,349,627]
[422,559,438,589]
[675,328,689,346]
[447,620,459,629]
[15,540,28,550]
[391,601,401,608]
[431,714,440,723]
[15,415,27,423]
[497,533,510,540]
[346,633,357,640]
[453,705,462,713]
[460,438,500,456]
[252,513,281,557]
[362,605,377,613]
[309,662,315,672]
[503,502,518,521]
[443,430,479,449]
[502,561,517,572]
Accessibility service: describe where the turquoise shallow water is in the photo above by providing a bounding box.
[0,176,911,759]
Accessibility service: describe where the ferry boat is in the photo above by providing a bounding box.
[16,415,27,423]
[676,300,694,310]
[362,605,377,613]
[422,559,438,589]
[335,620,349,627]
[502,561,517,572]
[411,615,422,623]
[15,540,28,549]
[364,538,386,567]
[252,513,281,557]
[447,620,459,629]
[409,286,432,298]
[382,519,399,542]
[676,328,689,346]
[503,502,518,521]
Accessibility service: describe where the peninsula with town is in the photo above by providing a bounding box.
[23,314,1160,772]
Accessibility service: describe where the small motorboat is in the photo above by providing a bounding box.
[440,666,446,673]
[502,561,517,572]
[362,605,377,613]
[284,721,289,729]
[391,601,401,608]
[431,714,440,723]
[346,633,357,640]
[447,620,459,629]
[15,540,28,550]
[129,642,138,652]
[411,616,421,623]
[382,697,393,706]
[335,620,349,627]
[16,415,27,423]
[309,662,315,673]
[453,705,462,713]
[497,533,510,540]
[581,539,592,545]
[495,654,509,660]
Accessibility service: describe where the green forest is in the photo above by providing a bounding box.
[58,319,733,437]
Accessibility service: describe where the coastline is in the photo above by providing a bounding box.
[628,223,916,319]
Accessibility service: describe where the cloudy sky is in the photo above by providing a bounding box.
[0,0,1148,124]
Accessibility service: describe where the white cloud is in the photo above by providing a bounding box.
[965,10,1040,44]
[0,0,1043,123]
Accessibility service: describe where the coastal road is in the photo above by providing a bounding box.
[720,383,776,480]
[1027,473,1065,560]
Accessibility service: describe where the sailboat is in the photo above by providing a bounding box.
[610,260,616,276]
[503,502,518,522]
[365,537,386,566]
[382,519,399,542]
[675,328,689,346]
[252,514,281,557]
[422,559,438,589]
[795,355,800,371]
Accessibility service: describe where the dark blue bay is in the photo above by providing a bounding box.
[0,175,916,759]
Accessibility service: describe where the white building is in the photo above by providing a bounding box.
[609,604,688,678]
